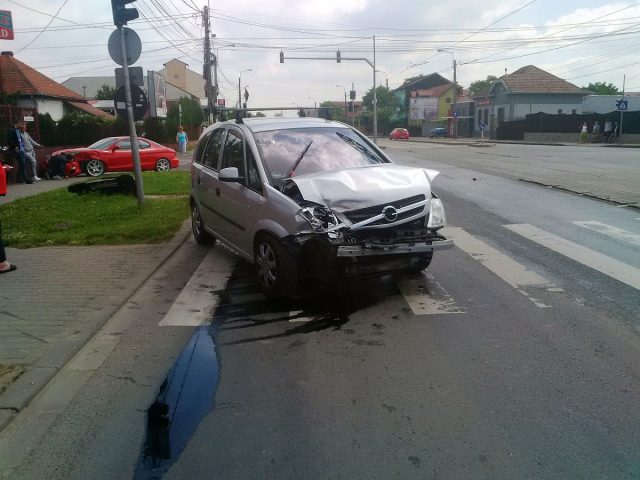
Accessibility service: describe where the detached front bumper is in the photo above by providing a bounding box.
[336,238,454,257]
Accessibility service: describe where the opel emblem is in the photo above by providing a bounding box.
[382,206,398,222]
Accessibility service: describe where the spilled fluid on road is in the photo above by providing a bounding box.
[133,326,219,480]
[133,261,397,478]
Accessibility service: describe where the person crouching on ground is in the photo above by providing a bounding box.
[0,161,17,274]
[176,126,188,156]
[19,123,43,181]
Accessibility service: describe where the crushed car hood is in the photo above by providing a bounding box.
[288,164,439,212]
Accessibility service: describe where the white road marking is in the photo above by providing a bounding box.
[159,247,236,326]
[505,224,640,291]
[445,227,550,288]
[444,226,555,308]
[396,272,465,315]
[573,220,640,247]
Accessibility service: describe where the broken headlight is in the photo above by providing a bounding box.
[298,204,340,233]
[427,196,446,229]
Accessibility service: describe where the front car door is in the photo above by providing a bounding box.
[216,127,265,257]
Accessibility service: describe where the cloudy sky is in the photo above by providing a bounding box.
[4,0,640,111]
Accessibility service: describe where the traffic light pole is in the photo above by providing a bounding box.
[281,35,378,144]
[118,25,144,207]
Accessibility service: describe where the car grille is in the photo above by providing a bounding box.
[344,194,426,226]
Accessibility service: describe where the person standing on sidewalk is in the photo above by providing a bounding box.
[6,121,32,184]
[580,122,588,143]
[176,126,188,157]
[0,161,17,274]
[19,123,43,181]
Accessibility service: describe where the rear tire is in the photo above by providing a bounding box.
[156,158,171,172]
[254,233,298,298]
[191,201,214,245]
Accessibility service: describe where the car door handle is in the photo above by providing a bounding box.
[216,187,220,197]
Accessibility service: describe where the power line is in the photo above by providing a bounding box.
[15,0,71,54]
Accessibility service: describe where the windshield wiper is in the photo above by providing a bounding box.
[335,132,381,163]
[284,140,313,179]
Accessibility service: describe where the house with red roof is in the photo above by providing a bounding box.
[475,65,586,137]
[0,50,113,122]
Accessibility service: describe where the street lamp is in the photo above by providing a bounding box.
[238,68,252,109]
[438,48,457,138]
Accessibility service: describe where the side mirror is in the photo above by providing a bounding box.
[219,166,244,183]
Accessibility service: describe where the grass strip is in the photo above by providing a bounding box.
[1,171,191,247]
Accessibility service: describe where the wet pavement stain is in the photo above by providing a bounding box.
[133,260,401,478]
[133,326,219,480]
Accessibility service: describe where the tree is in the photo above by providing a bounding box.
[583,82,620,95]
[95,84,117,100]
[362,86,400,135]
[319,101,346,123]
[468,75,498,97]
[166,96,204,140]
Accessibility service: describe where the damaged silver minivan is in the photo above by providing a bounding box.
[190,117,453,297]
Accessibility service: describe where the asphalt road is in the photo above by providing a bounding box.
[3,143,639,480]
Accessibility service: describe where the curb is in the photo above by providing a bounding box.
[0,221,192,433]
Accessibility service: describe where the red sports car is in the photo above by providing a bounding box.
[50,137,179,177]
[389,128,410,140]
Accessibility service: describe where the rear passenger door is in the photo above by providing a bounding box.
[192,127,225,232]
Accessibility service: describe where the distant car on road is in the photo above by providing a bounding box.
[429,127,447,138]
[50,137,179,177]
[389,128,410,140]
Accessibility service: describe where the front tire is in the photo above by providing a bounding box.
[156,158,171,172]
[191,201,214,245]
[85,159,105,177]
[407,252,433,273]
[254,234,298,298]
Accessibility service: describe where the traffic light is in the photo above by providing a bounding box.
[111,0,139,26]
[350,89,356,100]
[337,50,341,63]
[279,50,284,63]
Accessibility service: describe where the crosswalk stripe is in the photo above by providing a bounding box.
[444,227,550,288]
[159,247,236,326]
[396,272,465,315]
[573,220,640,247]
[505,224,640,291]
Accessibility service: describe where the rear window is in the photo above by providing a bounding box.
[254,127,387,188]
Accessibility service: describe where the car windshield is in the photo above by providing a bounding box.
[87,138,117,150]
[254,127,387,187]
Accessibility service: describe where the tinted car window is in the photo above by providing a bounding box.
[139,140,150,149]
[194,131,213,165]
[88,138,117,149]
[221,130,245,178]
[246,147,262,194]
[202,128,225,169]
[116,140,131,150]
[254,127,386,187]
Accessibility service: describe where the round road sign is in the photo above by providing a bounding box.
[108,28,142,66]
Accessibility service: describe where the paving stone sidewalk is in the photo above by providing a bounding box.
[0,223,190,429]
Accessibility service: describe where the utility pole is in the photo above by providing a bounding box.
[619,74,626,143]
[203,5,214,124]
[373,35,377,143]
[452,57,457,139]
